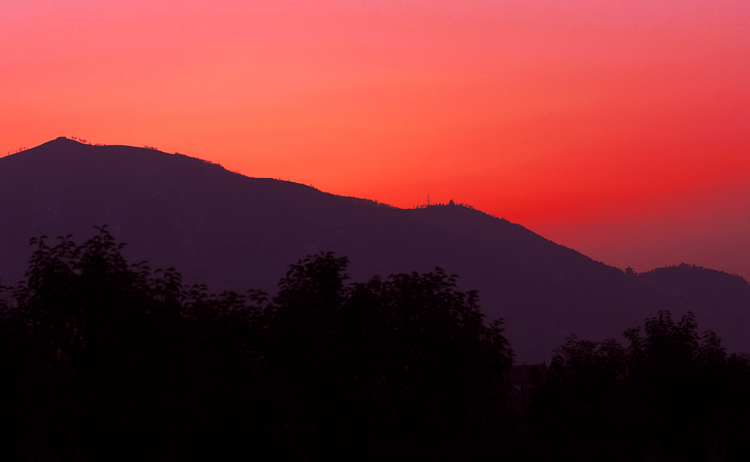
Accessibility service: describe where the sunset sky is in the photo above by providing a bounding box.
[2,1,749,278]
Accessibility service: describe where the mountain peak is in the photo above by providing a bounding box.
[45,136,87,148]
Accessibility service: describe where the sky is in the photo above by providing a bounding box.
[2,0,749,278]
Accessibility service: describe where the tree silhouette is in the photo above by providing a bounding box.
[0,230,516,460]
[262,253,514,457]
[526,311,750,461]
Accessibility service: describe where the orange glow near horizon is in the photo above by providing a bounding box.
[2,1,749,278]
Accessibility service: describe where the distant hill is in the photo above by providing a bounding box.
[1,137,749,362]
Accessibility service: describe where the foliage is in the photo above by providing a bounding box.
[526,311,750,461]
[264,254,514,456]
[0,229,514,460]
[4,227,750,460]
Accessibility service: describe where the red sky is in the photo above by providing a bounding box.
[3,0,749,278]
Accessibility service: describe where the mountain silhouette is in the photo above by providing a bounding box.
[1,137,749,362]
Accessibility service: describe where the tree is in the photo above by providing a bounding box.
[263,254,515,457]
[0,232,515,459]
[526,311,750,461]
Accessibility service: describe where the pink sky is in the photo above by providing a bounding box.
[2,0,749,278]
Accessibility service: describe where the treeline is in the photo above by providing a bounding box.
[0,228,511,460]
[1,229,749,461]
[524,312,750,461]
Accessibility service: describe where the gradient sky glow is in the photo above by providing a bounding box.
[3,1,749,277]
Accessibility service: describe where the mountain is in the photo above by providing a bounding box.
[2,137,749,362]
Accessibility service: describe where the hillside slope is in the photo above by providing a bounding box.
[1,138,748,361]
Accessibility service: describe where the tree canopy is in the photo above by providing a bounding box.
[526,311,750,461]
[2,227,750,461]
[0,228,513,460]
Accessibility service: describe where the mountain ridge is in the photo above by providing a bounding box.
[1,137,748,361]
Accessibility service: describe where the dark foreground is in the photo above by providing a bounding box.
[1,229,749,461]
